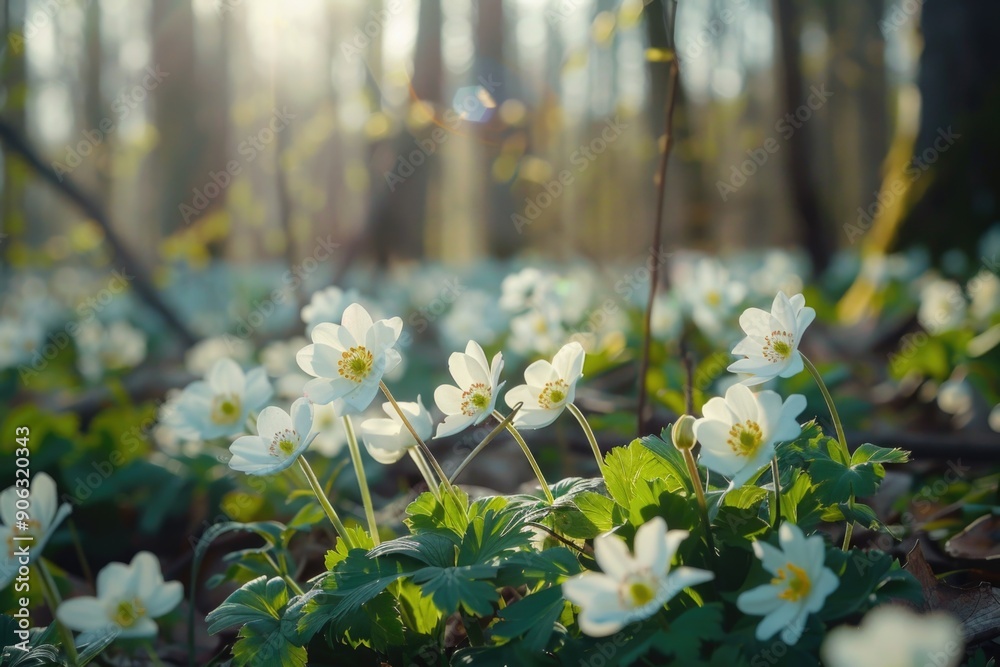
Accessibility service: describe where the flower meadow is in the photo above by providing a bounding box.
[1,240,998,665]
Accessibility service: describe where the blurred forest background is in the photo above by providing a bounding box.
[1,0,999,325]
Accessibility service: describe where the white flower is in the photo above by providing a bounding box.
[737,523,839,645]
[679,258,746,338]
[0,473,72,589]
[504,342,585,429]
[990,404,1000,433]
[185,335,252,376]
[0,318,42,370]
[937,378,973,416]
[434,341,504,438]
[968,270,1000,322]
[562,517,714,637]
[509,307,566,356]
[163,358,273,441]
[359,397,434,464]
[439,290,505,349]
[74,320,147,382]
[229,398,316,475]
[728,292,816,386]
[651,293,683,341]
[296,303,403,415]
[693,384,805,489]
[301,286,361,333]
[918,279,967,334]
[749,250,806,299]
[310,402,347,456]
[261,337,310,399]
[499,267,553,313]
[822,606,963,667]
[58,551,182,639]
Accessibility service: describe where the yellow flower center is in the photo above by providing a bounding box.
[762,330,795,363]
[460,383,492,416]
[338,346,375,383]
[773,563,812,602]
[727,420,764,457]
[706,291,722,307]
[112,598,146,628]
[620,573,661,610]
[539,379,569,409]
[210,394,242,425]
[268,429,299,458]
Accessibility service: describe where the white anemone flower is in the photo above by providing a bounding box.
[918,278,967,334]
[683,257,746,338]
[821,605,963,667]
[359,397,434,464]
[301,286,362,333]
[163,358,273,441]
[58,551,183,639]
[728,291,816,386]
[296,303,403,415]
[310,402,347,457]
[737,523,839,645]
[562,517,714,637]
[504,342,585,429]
[693,384,805,489]
[434,341,504,438]
[229,398,316,475]
[184,335,253,376]
[0,473,72,589]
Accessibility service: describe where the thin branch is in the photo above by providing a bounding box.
[0,117,198,346]
[637,0,680,437]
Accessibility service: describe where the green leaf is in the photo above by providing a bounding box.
[322,550,421,620]
[206,576,290,634]
[324,526,376,570]
[637,432,691,492]
[492,586,566,652]
[369,533,457,568]
[604,440,687,523]
[405,487,470,543]
[497,547,583,588]
[206,576,307,667]
[573,492,624,532]
[809,436,899,504]
[850,443,910,466]
[458,503,531,566]
[411,565,499,616]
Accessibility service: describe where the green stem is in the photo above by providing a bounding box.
[144,642,167,667]
[567,403,606,474]
[493,410,555,504]
[380,382,463,505]
[262,552,304,596]
[408,448,441,499]
[38,560,79,666]
[801,354,848,456]
[343,415,380,546]
[770,457,782,530]
[449,405,521,484]
[297,457,354,548]
[682,450,715,556]
[801,353,853,550]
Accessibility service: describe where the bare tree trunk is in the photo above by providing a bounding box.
[773,0,833,273]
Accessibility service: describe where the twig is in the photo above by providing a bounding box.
[0,117,198,346]
[636,0,681,438]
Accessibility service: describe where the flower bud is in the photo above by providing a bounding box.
[671,414,696,451]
